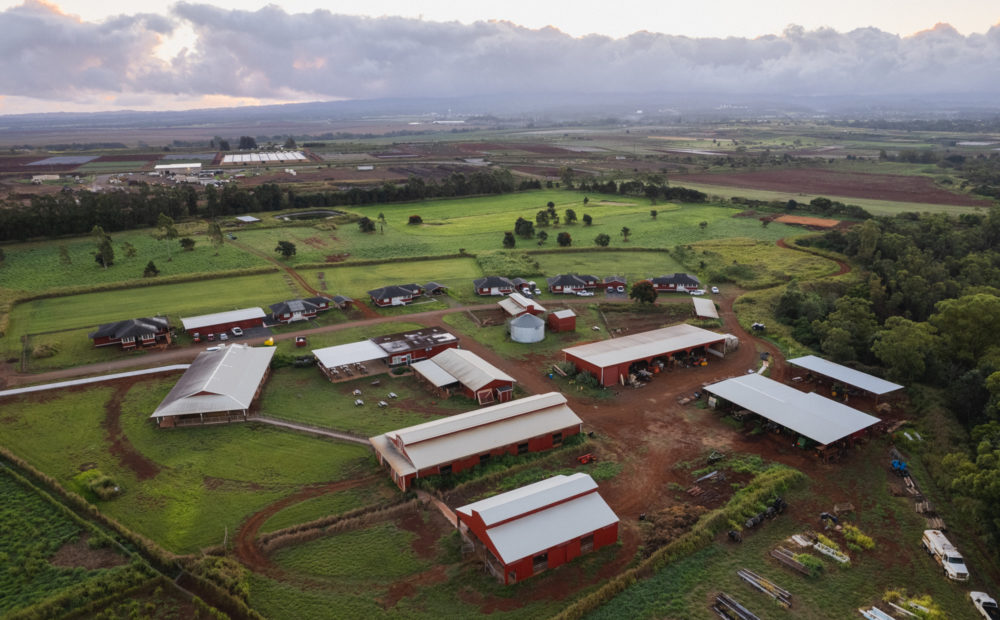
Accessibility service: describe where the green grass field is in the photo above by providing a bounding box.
[259,483,399,534]
[299,258,482,300]
[0,377,374,553]
[532,250,685,281]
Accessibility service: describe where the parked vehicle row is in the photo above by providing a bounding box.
[192,326,244,344]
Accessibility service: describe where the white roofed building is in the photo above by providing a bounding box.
[457,473,619,584]
[150,344,276,427]
[787,355,903,399]
[411,348,515,404]
[369,392,583,490]
[179,308,265,336]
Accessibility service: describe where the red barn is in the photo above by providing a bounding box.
[369,392,582,491]
[562,324,728,387]
[411,348,516,404]
[180,308,265,337]
[547,309,577,332]
[89,316,170,350]
[456,473,619,584]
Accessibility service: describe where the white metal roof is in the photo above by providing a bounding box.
[154,162,202,170]
[369,392,581,475]
[150,345,275,418]
[411,359,458,388]
[457,474,618,564]
[235,215,260,223]
[704,373,881,445]
[180,308,265,331]
[551,309,577,319]
[498,292,547,317]
[788,355,903,395]
[312,340,388,368]
[692,297,719,319]
[426,348,515,391]
[563,324,726,368]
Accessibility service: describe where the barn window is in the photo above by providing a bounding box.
[552,432,562,446]
[533,552,548,572]
[440,464,453,475]
[581,534,594,553]
[479,454,491,465]
[517,442,529,455]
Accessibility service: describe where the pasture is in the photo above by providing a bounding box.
[299,258,482,301]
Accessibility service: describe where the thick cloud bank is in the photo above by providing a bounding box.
[1,0,998,109]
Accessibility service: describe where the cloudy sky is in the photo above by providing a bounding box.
[0,0,998,114]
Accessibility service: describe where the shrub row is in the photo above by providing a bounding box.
[255,493,414,547]
[7,563,156,620]
[259,499,420,555]
[294,252,470,271]
[553,465,804,620]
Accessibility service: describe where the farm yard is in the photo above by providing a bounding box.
[2,117,1000,619]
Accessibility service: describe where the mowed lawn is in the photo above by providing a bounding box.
[6,272,295,340]
[0,377,374,553]
[298,258,483,300]
[533,251,686,281]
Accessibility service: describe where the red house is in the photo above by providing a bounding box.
[562,324,728,387]
[370,326,459,366]
[411,348,516,404]
[367,284,423,307]
[456,473,619,584]
[474,276,516,296]
[369,392,583,491]
[89,316,171,350]
[604,275,627,293]
[651,273,700,292]
[547,309,577,332]
[268,297,332,323]
[547,274,598,294]
[180,308,265,337]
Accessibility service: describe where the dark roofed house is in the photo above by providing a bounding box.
[511,277,531,292]
[425,282,448,295]
[268,297,332,323]
[368,284,423,307]
[547,274,597,294]
[651,273,700,292]
[474,276,516,296]
[89,316,171,350]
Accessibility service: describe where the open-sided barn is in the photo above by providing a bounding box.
[562,324,728,387]
[369,392,583,491]
[411,348,515,404]
[704,373,881,447]
[457,473,619,584]
[89,316,170,350]
[787,355,903,400]
[180,308,265,337]
[150,344,275,427]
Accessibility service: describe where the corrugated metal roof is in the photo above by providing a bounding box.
[692,297,719,319]
[551,309,577,319]
[411,359,458,388]
[457,474,618,564]
[150,345,275,418]
[428,348,515,391]
[498,292,547,316]
[369,393,580,473]
[313,340,388,368]
[563,324,726,368]
[704,374,880,445]
[788,355,903,395]
[180,308,265,331]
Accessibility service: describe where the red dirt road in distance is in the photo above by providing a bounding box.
[682,168,992,207]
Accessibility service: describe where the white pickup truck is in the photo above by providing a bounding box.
[921,529,969,581]
[971,592,1000,620]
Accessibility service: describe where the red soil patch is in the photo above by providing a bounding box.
[302,236,328,249]
[775,214,840,228]
[103,380,161,480]
[682,168,991,207]
[50,534,129,570]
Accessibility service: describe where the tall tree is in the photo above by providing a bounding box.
[565,208,577,224]
[502,232,516,248]
[557,232,572,247]
[156,213,178,261]
[91,225,114,269]
[207,220,224,255]
[872,317,939,383]
[621,226,631,242]
[594,233,611,247]
[275,241,297,258]
[630,281,657,304]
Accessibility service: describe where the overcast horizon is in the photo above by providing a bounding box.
[0,0,998,116]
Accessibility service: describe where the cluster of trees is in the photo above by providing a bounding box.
[777,207,1000,544]
[573,180,708,204]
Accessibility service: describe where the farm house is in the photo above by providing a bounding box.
[704,374,881,453]
[457,473,619,585]
[787,355,903,401]
[411,348,516,404]
[367,284,423,307]
[369,392,583,491]
[179,308,266,337]
[498,292,546,318]
[547,309,577,332]
[547,274,597,294]
[603,276,627,293]
[562,324,728,387]
[474,276,516,296]
[268,297,333,323]
[651,273,700,293]
[89,316,170,350]
[508,313,545,344]
[150,344,276,427]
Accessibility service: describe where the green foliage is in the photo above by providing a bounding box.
[557,231,572,247]
[502,231,516,248]
[843,524,875,551]
[274,240,297,258]
[142,260,159,277]
[594,233,611,247]
[575,370,599,388]
[357,216,376,233]
[795,553,826,577]
[629,280,657,304]
[260,486,396,534]
[475,251,542,277]
[816,533,840,550]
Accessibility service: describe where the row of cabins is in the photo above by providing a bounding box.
[474,273,701,296]
[90,296,348,350]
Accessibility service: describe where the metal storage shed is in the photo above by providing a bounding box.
[787,355,903,397]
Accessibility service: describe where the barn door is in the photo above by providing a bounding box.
[477,389,495,405]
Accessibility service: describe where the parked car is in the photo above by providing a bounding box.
[231,326,244,337]
[690,289,707,296]
[534,288,542,295]
[606,286,615,294]
[971,592,1000,620]
[192,332,201,343]
[219,332,229,341]
[206,332,215,341]
[617,285,625,293]
[922,529,969,581]
[576,290,594,297]
[711,286,720,294]
[205,346,221,352]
